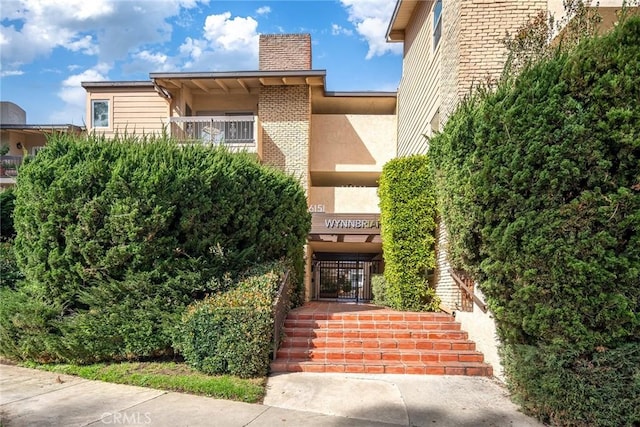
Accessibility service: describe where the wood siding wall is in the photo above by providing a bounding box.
[87,88,168,137]
[396,0,439,157]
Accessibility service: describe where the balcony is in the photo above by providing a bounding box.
[0,155,22,186]
[169,116,259,154]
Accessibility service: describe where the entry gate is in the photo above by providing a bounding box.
[313,255,382,302]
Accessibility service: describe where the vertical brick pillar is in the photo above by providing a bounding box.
[259,34,312,71]
[258,85,311,190]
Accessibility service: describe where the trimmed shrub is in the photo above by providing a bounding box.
[2,134,309,363]
[371,274,389,307]
[378,155,440,311]
[177,262,288,378]
[430,16,640,426]
[0,241,24,290]
[0,189,16,240]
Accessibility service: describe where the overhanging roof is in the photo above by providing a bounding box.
[149,70,327,95]
[324,91,396,98]
[0,124,84,133]
[386,0,421,42]
[81,81,154,89]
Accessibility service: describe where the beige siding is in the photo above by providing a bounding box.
[113,92,167,135]
[396,0,441,156]
[87,88,168,137]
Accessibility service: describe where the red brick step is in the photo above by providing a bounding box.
[270,302,493,377]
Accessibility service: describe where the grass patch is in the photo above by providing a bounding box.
[21,361,266,403]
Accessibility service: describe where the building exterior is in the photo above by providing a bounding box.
[0,101,83,188]
[82,34,397,303]
[386,0,630,379]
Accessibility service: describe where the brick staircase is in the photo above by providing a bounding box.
[270,302,493,376]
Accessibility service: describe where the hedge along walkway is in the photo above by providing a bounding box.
[3,135,309,367]
[429,15,640,426]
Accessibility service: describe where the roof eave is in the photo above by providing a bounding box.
[386,0,421,42]
[149,70,327,80]
[81,81,154,89]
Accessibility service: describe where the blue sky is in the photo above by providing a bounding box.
[0,0,403,125]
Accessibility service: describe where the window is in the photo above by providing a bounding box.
[92,100,109,128]
[31,146,46,156]
[433,0,442,50]
[430,109,440,135]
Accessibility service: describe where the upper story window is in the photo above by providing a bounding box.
[433,0,442,50]
[92,100,109,128]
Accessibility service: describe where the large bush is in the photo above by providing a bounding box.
[177,262,288,378]
[1,134,309,362]
[378,155,439,311]
[430,16,640,426]
[0,189,16,239]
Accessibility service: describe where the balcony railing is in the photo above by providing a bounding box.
[169,116,258,153]
[0,155,22,179]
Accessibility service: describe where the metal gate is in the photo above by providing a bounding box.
[313,254,382,302]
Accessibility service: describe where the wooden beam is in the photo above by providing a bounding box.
[214,79,229,93]
[191,79,210,93]
[237,79,250,93]
[165,79,182,89]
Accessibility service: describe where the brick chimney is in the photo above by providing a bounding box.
[259,34,312,71]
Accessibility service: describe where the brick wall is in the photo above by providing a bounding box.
[457,0,547,99]
[258,85,311,189]
[396,0,548,305]
[259,34,312,71]
[439,0,462,124]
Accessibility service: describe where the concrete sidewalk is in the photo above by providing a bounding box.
[0,364,544,426]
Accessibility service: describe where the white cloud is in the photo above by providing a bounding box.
[256,6,271,16]
[129,50,176,73]
[331,24,353,36]
[178,12,259,71]
[52,64,111,124]
[339,0,402,59]
[0,0,207,74]
[0,70,24,77]
[203,12,259,52]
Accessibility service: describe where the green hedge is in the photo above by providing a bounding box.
[0,189,16,240]
[430,16,640,426]
[378,155,439,311]
[1,134,309,363]
[177,262,288,378]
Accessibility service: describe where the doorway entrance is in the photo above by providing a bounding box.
[312,253,383,302]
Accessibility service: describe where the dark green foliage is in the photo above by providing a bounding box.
[371,274,388,307]
[177,262,287,378]
[430,17,640,426]
[378,155,440,311]
[1,189,16,239]
[2,134,309,363]
[503,343,640,426]
[0,241,24,290]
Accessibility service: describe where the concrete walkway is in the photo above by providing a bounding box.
[0,364,544,426]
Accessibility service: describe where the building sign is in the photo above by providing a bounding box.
[310,213,381,235]
[324,218,380,229]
